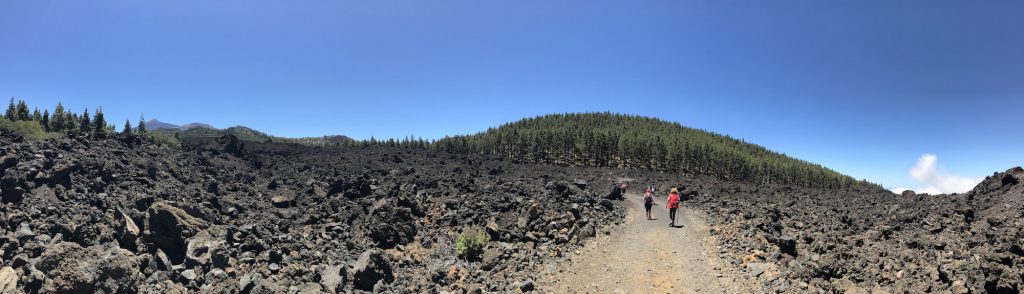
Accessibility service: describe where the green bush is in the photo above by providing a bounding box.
[0,118,59,140]
[455,227,490,261]
[148,131,182,148]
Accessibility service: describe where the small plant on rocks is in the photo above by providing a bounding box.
[456,227,490,261]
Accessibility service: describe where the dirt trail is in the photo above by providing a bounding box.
[542,191,741,293]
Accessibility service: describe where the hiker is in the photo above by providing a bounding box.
[667,187,681,227]
[608,179,622,199]
[620,182,628,195]
[643,188,655,220]
[649,182,656,194]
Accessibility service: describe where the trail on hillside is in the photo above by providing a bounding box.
[542,191,741,293]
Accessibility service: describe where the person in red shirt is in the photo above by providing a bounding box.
[667,187,681,227]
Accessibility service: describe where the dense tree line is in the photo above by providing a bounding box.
[153,126,267,142]
[3,100,872,189]
[153,126,345,146]
[340,136,430,149]
[2,98,148,137]
[431,113,875,189]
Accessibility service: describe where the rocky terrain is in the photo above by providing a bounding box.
[690,169,1024,293]
[2,126,1021,294]
[0,130,626,293]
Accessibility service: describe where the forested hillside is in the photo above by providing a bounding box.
[4,99,871,189]
[432,113,874,189]
[154,126,354,147]
[153,126,274,142]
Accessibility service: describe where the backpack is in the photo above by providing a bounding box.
[643,192,653,204]
[667,193,680,209]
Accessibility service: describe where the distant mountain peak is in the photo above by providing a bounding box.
[144,119,180,130]
[146,119,216,131]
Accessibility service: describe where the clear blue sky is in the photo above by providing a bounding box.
[2,1,1021,191]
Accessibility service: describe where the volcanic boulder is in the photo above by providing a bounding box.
[351,249,394,291]
[364,199,417,248]
[328,176,373,199]
[270,194,295,208]
[34,242,142,293]
[116,209,141,251]
[185,229,228,269]
[573,179,588,190]
[1000,167,1023,187]
[0,267,17,294]
[146,202,208,264]
[318,265,347,294]
[0,168,25,203]
[216,135,245,156]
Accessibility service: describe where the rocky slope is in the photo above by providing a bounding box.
[0,131,626,293]
[690,169,1024,293]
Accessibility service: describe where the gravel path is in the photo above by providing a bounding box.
[542,191,740,293]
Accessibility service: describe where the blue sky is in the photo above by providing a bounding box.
[1,1,1021,192]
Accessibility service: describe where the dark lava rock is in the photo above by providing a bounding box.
[364,201,417,249]
[216,134,245,156]
[0,170,25,203]
[318,265,347,294]
[351,249,394,291]
[116,209,141,251]
[238,273,259,293]
[34,242,142,293]
[691,167,1024,293]
[146,202,208,264]
[185,230,227,268]
[519,279,536,292]
[14,223,35,242]
[0,132,626,293]
[573,179,588,190]
[270,194,294,208]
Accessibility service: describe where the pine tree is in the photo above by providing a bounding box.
[79,108,91,133]
[32,108,42,122]
[137,114,147,134]
[52,103,66,132]
[16,100,30,121]
[42,109,50,131]
[66,111,78,133]
[92,108,107,134]
[4,98,14,121]
[123,119,133,135]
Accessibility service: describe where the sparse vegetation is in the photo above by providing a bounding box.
[455,227,490,261]
[149,131,181,148]
[0,118,60,140]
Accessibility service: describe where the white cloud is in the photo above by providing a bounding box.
[890,187,912,194]
[897,154,982,195]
